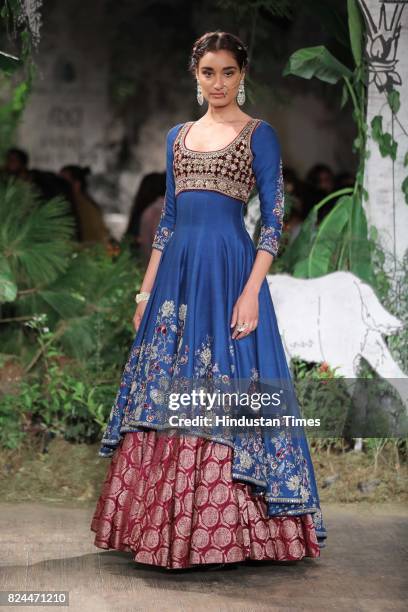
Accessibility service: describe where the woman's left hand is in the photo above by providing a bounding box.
[230,289,259,340]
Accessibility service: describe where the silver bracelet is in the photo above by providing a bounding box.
[135,291,150,304]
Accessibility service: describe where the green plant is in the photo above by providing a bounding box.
[0,317,119,449]
[0,178,76,304]
[0,392,28,449]
[0,1,40,156]
[0,178,143,369]
[281,0,375,287]
[291,358,353,439]
[0,177,145,452]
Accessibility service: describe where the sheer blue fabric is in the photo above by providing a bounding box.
[99,120,328,548]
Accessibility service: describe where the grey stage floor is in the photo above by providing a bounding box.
[0,502,407,612]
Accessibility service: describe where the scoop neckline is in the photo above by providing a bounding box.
[181,118,258,154]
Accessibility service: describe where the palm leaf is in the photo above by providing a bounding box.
[0,179,76,286]
[0,254,17,302]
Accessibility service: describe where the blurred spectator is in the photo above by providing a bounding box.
[283,166,304,216]
[60,165,110,245]
[30,169,72,201]
[282,166,304,244]
[1,149,81,241]
[4,148,30,181]
[125,172,166,253]
[30,169,81,241]
[303,163,336,224]
[307,163,335,195]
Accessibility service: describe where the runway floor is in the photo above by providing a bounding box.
[0,502,407,612]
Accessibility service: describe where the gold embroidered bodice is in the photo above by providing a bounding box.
[173,118,261,204]
[152,118,285,257]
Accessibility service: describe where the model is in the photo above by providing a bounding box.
[91,30,327,570]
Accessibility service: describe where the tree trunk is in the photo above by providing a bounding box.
[358,0,408,278]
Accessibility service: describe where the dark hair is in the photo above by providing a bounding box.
[305,164,334,185]
[61,164,91,190]
[7,147,29,167]
[188,31,249,76]
[125,171,166,238]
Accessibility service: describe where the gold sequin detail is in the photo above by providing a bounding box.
[173,119,261,203]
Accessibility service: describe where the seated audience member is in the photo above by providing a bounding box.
[60,165,110,245]
[304,163,336,224]
[3,147,30,181]
[125,172,166,254]
[282,166,304,244]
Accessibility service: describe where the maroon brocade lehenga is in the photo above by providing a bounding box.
[90,119,323,569]
[90,430,320,569]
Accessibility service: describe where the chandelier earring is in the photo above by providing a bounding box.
[237,78,246,106]
[196,80,204,106]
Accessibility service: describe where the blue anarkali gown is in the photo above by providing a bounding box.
[91,118,327,568]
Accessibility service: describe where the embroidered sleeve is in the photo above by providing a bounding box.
[250,121,285,257]
[152,125,180,252]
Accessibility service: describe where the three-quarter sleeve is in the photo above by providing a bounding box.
[151,123,182,252]
[250,120,285,257]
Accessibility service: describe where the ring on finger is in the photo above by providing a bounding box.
[236,322,249,333]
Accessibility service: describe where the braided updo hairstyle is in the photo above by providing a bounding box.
[188,31,249,76]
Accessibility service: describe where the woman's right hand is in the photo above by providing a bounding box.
[133,300,148,333]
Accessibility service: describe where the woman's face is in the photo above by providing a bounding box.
[317,170,334,194]
[195,49,244,107]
